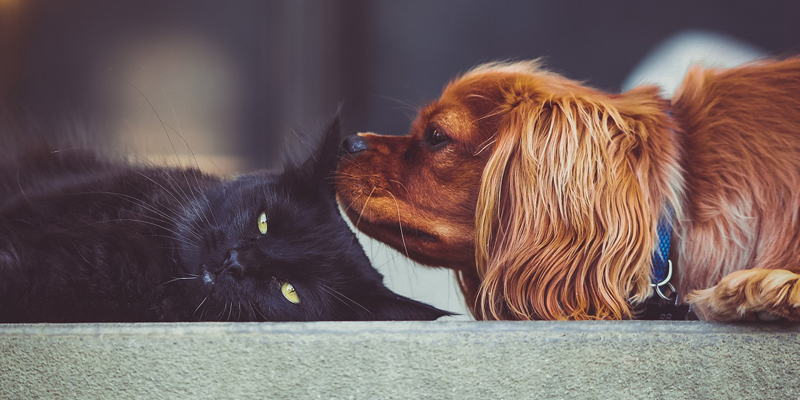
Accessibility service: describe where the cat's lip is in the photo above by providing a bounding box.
[201,265,216,285]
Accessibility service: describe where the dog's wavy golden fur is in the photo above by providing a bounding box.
[336,58,800,321]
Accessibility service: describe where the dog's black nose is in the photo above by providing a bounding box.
[342,135,368,154]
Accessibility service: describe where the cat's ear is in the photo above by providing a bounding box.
[287,116,342,197]
[309,116,343,192]
[353,288,455,321]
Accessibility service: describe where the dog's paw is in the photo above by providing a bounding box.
[687,268,800,322]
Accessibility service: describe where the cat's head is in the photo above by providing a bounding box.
[176,118,452,321]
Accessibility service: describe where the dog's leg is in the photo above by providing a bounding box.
[687,269,800,321]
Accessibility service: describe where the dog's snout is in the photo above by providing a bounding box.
[342,135,368,154]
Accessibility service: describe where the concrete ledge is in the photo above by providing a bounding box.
[2,321,799,399]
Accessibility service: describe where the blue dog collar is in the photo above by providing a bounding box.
[650,207,674,300]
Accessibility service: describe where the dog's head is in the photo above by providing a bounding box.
[337,61,682,320]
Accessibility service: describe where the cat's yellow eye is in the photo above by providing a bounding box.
[257,212,268,235]
[281,281,300,304]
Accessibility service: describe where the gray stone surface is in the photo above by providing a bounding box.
[2,321,799,399]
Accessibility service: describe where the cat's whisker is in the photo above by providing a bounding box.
[318,284,372,316]
[252,302,268,321]
[316,276,362,285]
[103,218,199,243]
[158,275,199,287]
[131,79,209,231]
[73,245,94,268]
[375,252,401,270]
[345,190,374,249]
[16,169,29,203]
[124,167,205,233]
[64,217,189,242]
[48,209,201,249]
[161,171,214,234]
[151,246,189,251]
[148,176,207,237]
[355,186,377,229]
[339,192,361,217]
[124,207,203,242]
[200,192,219,230]
[170,174,214,232]
[245,301,254,321]
[158,84,219,229]
[314,299,324,319]
[214,302,225,321]
[147,235,200,251]
[198,303,208,321]
[69,190,186,230]
[193,295,209,315]
[124,183,205,238]
[246,301,258,321]
[159,170,210,231]
[245,304,253,321]
[385,191,410,258]
[340,194,366,248]
[148,239,199,252]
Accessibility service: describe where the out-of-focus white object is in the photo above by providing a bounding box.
[622,30,765,98]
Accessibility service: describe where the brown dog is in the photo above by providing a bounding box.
[336,59,800,321]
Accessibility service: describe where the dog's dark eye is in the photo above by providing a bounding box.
[425,126,450,147]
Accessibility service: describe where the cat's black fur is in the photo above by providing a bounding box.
[0,119,451,322]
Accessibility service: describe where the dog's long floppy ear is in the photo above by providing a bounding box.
[474,88,675,320]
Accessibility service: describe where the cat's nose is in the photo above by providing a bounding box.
[342,135,368,154]
[221,250,245,277]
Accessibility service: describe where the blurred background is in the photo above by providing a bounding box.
[2,0,798,318]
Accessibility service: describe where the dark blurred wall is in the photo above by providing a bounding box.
[350,1,800,136]
[2,0,799,170]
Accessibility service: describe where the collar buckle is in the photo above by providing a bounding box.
[650,260,677,303]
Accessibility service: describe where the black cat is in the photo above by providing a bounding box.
[0,119,451,322]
